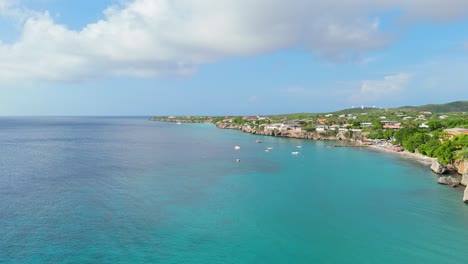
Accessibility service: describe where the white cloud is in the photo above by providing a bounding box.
[352,73,411,102]
[0,0,467,82]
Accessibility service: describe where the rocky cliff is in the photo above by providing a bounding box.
[215,122,360,141]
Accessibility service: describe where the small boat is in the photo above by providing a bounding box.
[265,149,269,152]
[234,146,241,150]
[291,151,300,155]
[235,158,241,162]
[255,139,262,143]
[176,122,182,125]
[267,147,273,150]
[296,145,302,148]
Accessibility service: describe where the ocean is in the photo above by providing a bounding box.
[0,117,467,263]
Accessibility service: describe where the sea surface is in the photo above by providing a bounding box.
[1,117,468,263]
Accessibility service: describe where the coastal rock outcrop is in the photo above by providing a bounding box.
[456,160,468,175]
[464,187,468,203]
[431,160,446,174]
[437,176,461,186]
[461,173,468,187]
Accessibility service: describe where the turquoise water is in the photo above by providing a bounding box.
[1,117,467,263]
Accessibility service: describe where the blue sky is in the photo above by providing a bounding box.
[0,0,467,116]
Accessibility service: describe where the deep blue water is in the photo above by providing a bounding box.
[1,117,468,263]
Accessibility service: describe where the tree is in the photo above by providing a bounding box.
[402,133,431,153]
[455,147,468,161]
[433,141,455,165]
[426,121,443,131]
[372,121,383,130]
[418,138,441,157]
[394,128,419,144]
[453,134,468,149]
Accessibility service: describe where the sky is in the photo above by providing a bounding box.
[0,0,467,116]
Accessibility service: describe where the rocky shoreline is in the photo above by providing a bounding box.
[215,122,359,141]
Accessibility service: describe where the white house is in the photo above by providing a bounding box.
[315,125,329,132]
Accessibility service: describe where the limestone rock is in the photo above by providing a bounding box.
[431,160,446,174]
[457,160,468,175]
[461,173,468,187]
[464,186,468,203]
[437,176,461,186]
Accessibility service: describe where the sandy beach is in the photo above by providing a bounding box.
[366,144,437,165]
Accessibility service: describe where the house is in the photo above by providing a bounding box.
[402,116,413,120]
[325,114,334,117]
[265,123,285,130]
[285,123,302,131]
[329,125,340,130]
[381,121,400,125]
[361,122,373,128]
[383,123,402,130]
[339,114,346,118]
[444,128,468,139]
[439,115,449,119]
[419,123,429,128]
[317,119,327,125]
[379,116,386,119]
[420,111,432,115]
[244,116,258,121]
[315,125,329,132]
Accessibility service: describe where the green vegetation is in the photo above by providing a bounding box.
[396,101,468,113]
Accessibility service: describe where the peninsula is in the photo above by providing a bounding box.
[151,101,468,203]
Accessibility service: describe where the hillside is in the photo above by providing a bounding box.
[395,101,468,113]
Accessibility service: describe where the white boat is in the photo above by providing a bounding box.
[265,149,269,152]
[255,139,262,143]
[176,122,182,125]
[234,146,241,150]
[291,151,300,155]
[296,145,302,148]
[267,147,273,150]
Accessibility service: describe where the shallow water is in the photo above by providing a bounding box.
[0,117,467,263]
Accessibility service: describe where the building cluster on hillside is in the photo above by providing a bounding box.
[444,128,468,139]
[215,109,464,135]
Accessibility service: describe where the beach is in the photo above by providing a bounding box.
[366,144,437,165]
